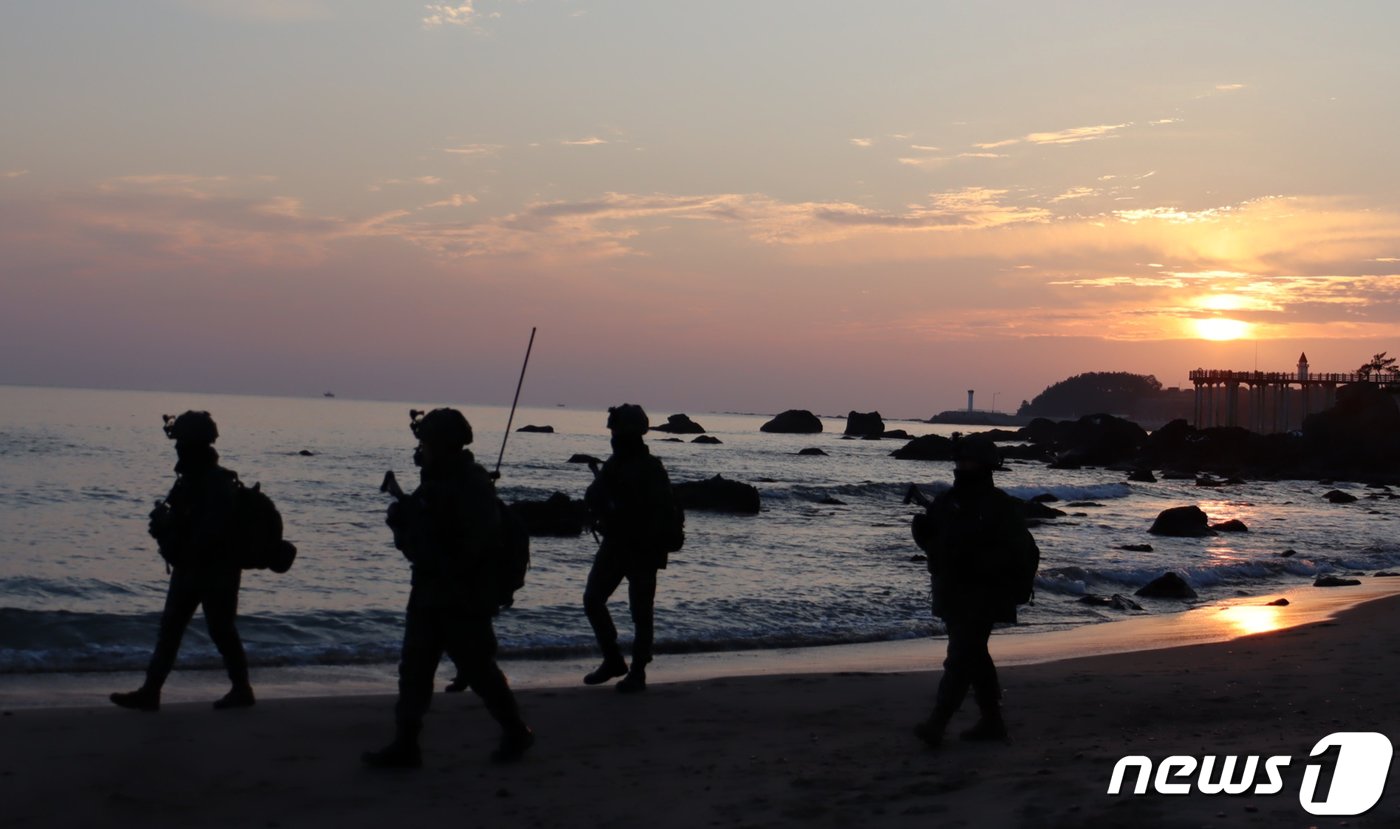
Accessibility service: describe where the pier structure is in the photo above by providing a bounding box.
[1189,353,1400,431]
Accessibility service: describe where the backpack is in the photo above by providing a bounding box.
[490,497,530,610]
[653,498,686,556]
[232,479,298,574]
[1007,530,1041,606]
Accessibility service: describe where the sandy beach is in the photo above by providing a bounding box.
[4,589,1399,828]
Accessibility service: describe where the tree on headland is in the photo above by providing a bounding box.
[1017,372,1162,418]
[1356,351,1397,379]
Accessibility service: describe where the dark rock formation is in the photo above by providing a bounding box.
[1078,594,1144,611]
[517,424,554,433]
[1119,544,1154,552]
[890,433,955,461]
[1020,413,1147,467]
[1314,575,1362,587]
[1030,493,1060,503]
[881,429,913,440]
[844,410,886,438]
[1280,549,1297,558]
[692,435,723,445]
[653,414,706,434]
[1128,469,1157,483]
[797,448,827,456]
[1302,384,1400,476]
[673,474,761,514]
[298,449,315,457]
[508,492,587,537]
[1266,598,1290,606]
[760,410,823,434]
[1324,490,1358,504]
[1135,572,1198,600]
[1148,506,1216,537]
[1021,500,1066,520]
[567,454,603,466]
[1211,519,1249,533]
[818,496,845,506]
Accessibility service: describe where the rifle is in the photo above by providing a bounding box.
[584,458,602,543]
[380,470,406,501]
[903,483,933,508]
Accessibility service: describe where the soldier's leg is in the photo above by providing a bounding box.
[202,567,252,707]
[625,566,658,666]
[365,590,443,769]
[112,568,200,710]
[960,618,1007,742]
[444,615,532,762]
[394,596,444,737]
[615,565,657,694]
[935,618,975,714]
[582,547,629,683]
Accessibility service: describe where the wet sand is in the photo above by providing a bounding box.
[4,589,1399,828]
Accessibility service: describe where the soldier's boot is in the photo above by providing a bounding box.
[363,723,423,770]
[110,686,161,712]
[960,699,1009,742]
[213,684,255,710]
[490,725,535,764]
[913,706,955,748]
[616,659,648,694]
[583,647,628,686]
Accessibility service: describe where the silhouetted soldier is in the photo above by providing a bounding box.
[582,404,679,693]
[364,408,532,769]
[111,411,254,712]
[911,435,1038,746]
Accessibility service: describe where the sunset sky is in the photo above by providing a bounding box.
[4,1,1400,416]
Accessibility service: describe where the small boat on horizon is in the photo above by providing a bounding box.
[323,391,336,398]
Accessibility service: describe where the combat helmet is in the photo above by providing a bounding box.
[162,411,219,445]
[606,404,649,436]
[952,434,1001,469]
[409,408,473,448]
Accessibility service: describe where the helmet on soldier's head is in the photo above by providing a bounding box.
[410,408,473,448]
[952,434,1000,469]
[163,411,218,445]
[606,404,649,436]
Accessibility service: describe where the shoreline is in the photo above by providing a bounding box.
[7,577,1399,711]
[5,588,1400,825]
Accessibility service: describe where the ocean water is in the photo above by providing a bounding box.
[3,385,1399,677]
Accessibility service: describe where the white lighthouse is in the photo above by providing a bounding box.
[967,390,975,412]
[1297,352,1309,381]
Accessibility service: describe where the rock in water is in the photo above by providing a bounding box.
[691,435,722,444]
[890,434,955,461]
[1314,575,1362,587]
[797,447,827,456]
[1148,505,1216,537]
[653,414,706,434]
[1211,519,1249,533]
[843,410,885,438]
[672,474,761,514]
[516,424,554,433]
[1135,572,1198,600]
[508,492,586,537]
[760,410,823,434]
[1323,489,1358,504]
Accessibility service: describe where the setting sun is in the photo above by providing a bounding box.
[1193,318,1252,341]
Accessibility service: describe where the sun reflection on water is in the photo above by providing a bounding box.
[1215,605,1286,637]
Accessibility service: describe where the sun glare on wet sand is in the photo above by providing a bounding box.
[1193,317,1252,341]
